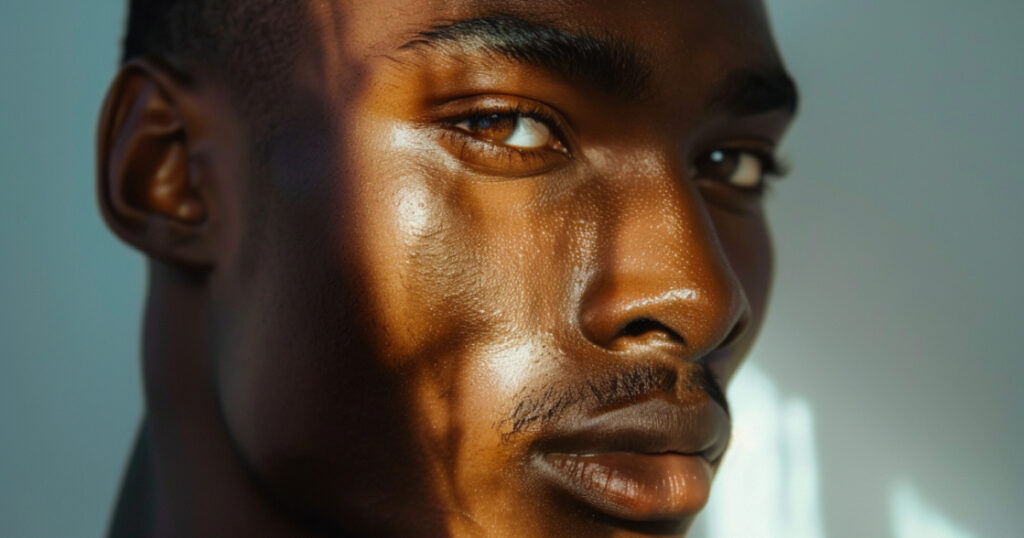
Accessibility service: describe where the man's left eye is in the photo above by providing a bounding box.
[454,113,567,153]
[693,149,776,190]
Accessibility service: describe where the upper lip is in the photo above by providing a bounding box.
[531,396,731,463]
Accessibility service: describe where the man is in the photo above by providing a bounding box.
[97,0,797,536]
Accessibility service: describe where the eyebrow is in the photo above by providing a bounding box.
[399,15,799,117]
[399,15,653,100]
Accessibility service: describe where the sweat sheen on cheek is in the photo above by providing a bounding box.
[480,339,550,394]
[395,185,434,237]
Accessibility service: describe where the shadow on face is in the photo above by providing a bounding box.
[99,0,796,536]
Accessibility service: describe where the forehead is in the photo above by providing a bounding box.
[331,0,782,80]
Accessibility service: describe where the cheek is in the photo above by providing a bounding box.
[347,163,487,362]
[205,115,480,529]
[716,210,773,320]
[210,189,452,530]
[344,127,586,366]
[341,139,595,509]
[432,336,567,531]
[706,205,773,382]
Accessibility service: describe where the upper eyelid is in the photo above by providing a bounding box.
[445,106,562,134]
[424,94,572,135]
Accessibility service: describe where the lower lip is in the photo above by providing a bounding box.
[537,452,712,521]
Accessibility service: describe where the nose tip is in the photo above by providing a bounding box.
[578,274,749,361]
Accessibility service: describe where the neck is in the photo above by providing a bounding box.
[108,262,324,538]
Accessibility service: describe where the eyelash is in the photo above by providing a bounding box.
[758,152,786,177]
[753,153,788,194]
[445,102,568,140]
[749,151,788,194]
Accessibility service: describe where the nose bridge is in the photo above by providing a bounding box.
[578,158,748,359]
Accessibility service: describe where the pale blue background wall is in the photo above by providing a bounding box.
[0,3,144,537]
[1,1,1021,537]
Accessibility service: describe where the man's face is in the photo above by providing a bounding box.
[205,1,794,536]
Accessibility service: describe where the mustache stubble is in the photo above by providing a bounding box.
[497,362,727,443]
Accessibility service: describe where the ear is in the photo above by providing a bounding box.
[96,59,216,268]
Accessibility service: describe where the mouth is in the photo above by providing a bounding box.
[530,397,730,523]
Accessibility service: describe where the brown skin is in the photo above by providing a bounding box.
[98,1,795,536]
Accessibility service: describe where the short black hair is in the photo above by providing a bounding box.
[122,0,306,115]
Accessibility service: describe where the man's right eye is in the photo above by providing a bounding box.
[454,113,567,153]
[437,102,572,178]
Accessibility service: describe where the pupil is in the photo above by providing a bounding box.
[476,114,501,129]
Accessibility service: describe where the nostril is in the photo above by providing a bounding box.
[617,317,687,345]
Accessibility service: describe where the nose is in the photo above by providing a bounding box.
[578,163,749,361]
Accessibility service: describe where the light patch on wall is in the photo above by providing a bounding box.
[696,362,825,538]
[889,480,976,538]
[693,363,983,538]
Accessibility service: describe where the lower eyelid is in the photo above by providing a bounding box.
[444,123,557,157]
[443,129,526,159]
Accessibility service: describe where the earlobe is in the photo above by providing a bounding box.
[96,59,214,268]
